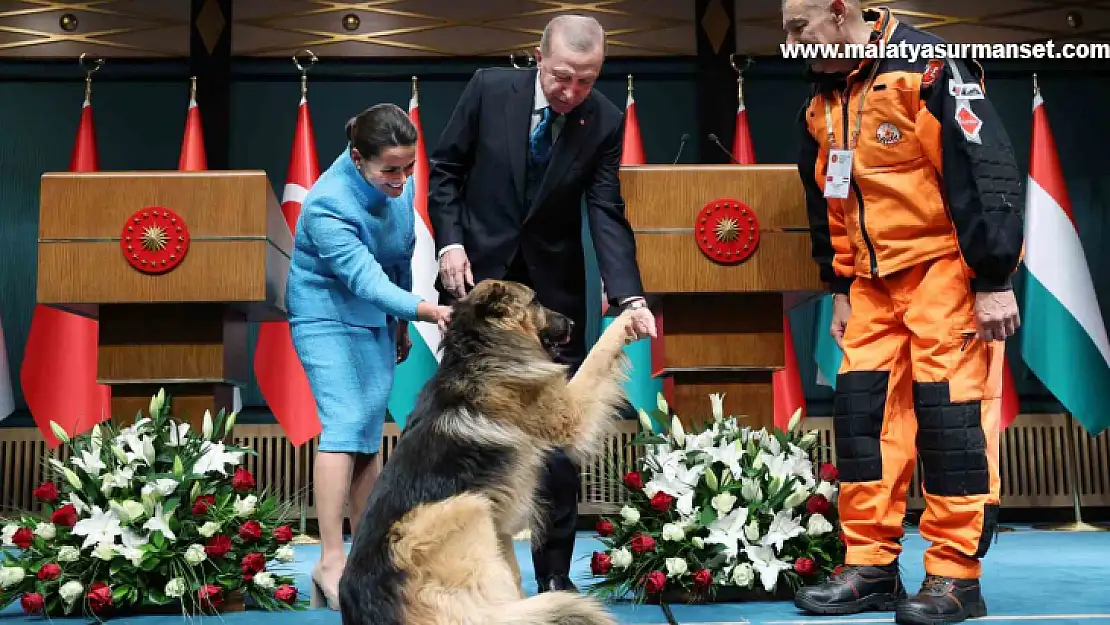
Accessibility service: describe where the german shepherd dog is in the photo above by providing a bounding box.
[337,279,634,625]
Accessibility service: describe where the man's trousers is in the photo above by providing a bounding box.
[833,252,1005,580]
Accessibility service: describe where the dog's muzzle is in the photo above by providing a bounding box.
[541,314,574,349]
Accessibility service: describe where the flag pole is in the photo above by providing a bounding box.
[79,52,103,104]
[1032,411,1109,532]
[289,47,322,547]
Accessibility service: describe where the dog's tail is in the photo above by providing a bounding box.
[485,592,617,625]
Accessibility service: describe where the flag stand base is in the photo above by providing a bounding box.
[1032,412,1108,532]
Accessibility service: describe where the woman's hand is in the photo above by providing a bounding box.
[396,322,412,363]
[416,302,454,333]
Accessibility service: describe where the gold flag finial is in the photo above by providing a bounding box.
[79,52,103,104]
[1032,72,1039,96]
[412,75,418,99]
[729,54,753,106]
[627,73,633,96]
[189,76,198,103]
[293,49,318,97]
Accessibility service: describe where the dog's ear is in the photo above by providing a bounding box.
[470,282,512,318]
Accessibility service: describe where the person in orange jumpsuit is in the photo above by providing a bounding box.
[782,2,1024,624]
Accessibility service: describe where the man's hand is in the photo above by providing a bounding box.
[625,306,657,340]
[975,290,1021,341]
[439,248,474,299]
[396,322,412,363]
[830,293,851,350]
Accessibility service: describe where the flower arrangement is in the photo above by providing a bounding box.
[588,393,844,603]
[0,390,304,619]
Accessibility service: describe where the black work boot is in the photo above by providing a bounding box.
[895,575,987,625]
[794,563,906,615]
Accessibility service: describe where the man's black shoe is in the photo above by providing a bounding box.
[538,573,578,594]
[895,575,987,625]
[794,563,906,615]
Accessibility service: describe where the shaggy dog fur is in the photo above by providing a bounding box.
[336,279,635,625]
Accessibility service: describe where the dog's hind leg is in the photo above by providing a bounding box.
[390,493,520,625]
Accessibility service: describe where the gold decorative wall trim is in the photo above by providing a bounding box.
[0,0,189,58]
[231,0,695,57]
[2,413,1108,520]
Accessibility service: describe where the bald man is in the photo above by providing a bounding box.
[783,1,1023,624]
[428,15,656,593]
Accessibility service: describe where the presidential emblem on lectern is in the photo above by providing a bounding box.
[120,207,190,274]
[695,198,760,265]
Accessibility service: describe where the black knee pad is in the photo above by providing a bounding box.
[913,381,989,496]
[833,371,890,483]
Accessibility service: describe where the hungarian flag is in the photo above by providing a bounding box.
[253,94,322,446]
[387,79,441,428]
[1020,82,1110,435]
[178,79,241,413]
[20,94,111,446]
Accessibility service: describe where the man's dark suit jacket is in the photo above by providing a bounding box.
[427,67,645,324]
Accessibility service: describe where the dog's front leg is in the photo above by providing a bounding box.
[562,311,634,460]
[497,532,525,598]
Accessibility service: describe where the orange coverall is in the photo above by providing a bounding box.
[797,9,1024,580]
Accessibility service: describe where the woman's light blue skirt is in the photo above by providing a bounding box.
[290,318,396,454]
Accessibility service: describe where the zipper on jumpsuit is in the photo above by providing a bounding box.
[840,85,879,278]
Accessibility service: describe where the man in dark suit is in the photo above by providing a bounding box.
[427,14,657,593]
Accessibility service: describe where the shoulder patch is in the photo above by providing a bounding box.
[922,59,943,88]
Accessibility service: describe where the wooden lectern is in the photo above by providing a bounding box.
[36,171,291,431]
[620,164,824,433]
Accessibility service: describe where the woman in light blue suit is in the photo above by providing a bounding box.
[285,103,453,609]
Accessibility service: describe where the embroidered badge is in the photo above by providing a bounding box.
[955,102,982,144]
[876,122,902,145]
[922,59,943,88]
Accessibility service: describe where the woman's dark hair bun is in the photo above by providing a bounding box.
[345,103,418,159]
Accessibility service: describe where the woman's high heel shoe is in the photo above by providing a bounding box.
[310,564,340,610]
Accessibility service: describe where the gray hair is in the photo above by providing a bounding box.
[540,15,606,55]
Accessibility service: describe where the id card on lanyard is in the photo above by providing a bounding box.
[822,63,881,200]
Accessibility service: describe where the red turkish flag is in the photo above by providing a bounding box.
[253,96,322,446]
[732,90,804,430]
[1001,356,1019,430]
[20,98,111,447]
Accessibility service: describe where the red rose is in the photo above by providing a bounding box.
[20,593,44,615]
[590,551,612,575]
[274,584,298,604]
[820,463,839,482]
[33,482,59,503]
[794,557,817,576]
[50,504,77,528]
[205,534,232,558]
[192,495,215,516]
[806,494,830,516]
[595,519,614,537]
[241,552,266,574]
[239,520,263,542]
[692,569,712,591]
[198,584,223,609]
[11,527,33,549]
[649,492,674,513]
[37,563,62,581]
[87,581,112,614]
[622,471,644,490]
[243,573,254,584]
[273,525,294,544]
[629,532,656,553]
[232,467,256,493]
[643,570,666,594]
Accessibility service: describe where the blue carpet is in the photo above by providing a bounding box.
[3,526,1109,623]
